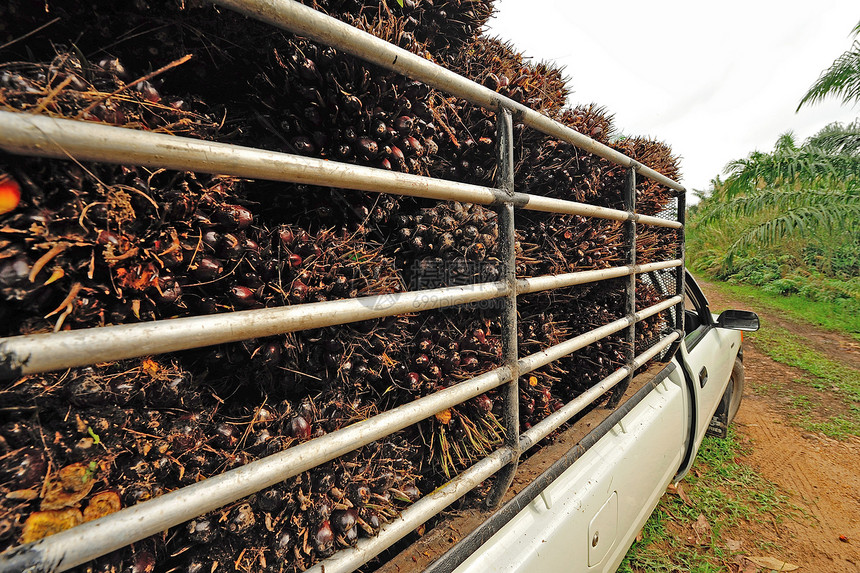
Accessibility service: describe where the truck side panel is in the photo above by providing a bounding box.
[453,370,688,573]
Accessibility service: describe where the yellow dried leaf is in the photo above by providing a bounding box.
[21,508,83,543]
[141,358,161,377]
[435,409,452,425]
[40,463,96,510]
[83,491,122,521]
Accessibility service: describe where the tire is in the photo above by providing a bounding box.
[726,357,745,425]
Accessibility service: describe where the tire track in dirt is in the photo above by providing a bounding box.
[696,279,860,572]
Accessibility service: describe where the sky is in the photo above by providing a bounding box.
[485,0,859,202]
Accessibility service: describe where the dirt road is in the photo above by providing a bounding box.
[698,278,859,572]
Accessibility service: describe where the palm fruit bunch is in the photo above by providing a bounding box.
[301,0,495,64]
[514,282,628,428]
[0,356,425,572]
[0,0,686,570]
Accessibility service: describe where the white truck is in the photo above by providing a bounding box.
[0,1,759,572]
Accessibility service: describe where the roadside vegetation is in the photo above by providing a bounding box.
[619,430,797,572]
[686,121,860,339]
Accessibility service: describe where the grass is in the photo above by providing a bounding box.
[701,277,860,341]
[619,430,796,572]
[701,276,860,438]
[750,324,860,401]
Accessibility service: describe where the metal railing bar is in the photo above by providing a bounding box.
[675,194,687,335]
[485,108,519,508]
[516,296,682,375]
[516,259,681,295]
[0,280,509,378]
[0,263,684,378]
[519,330,681,451]
[0,112,682,228]
[0,111,500,205]
[517,193,682,230]
[213,0,685,194]
[609,167,637,407]
[0,367,515,573]
[305,448,515,573]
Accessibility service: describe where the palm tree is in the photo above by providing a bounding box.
[693,126,860,267]
[797,20,860,110]
[804,119,860,156]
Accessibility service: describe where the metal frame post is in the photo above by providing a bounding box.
[485,107,519,509]
[608,167,636,407]
[675,192,687,334]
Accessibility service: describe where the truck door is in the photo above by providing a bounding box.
[679,273,739,452]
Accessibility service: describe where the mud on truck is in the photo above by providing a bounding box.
[0,1,758,572]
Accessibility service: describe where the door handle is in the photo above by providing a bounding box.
[699,366,708,387]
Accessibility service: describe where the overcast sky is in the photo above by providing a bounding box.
[485,0,859,201]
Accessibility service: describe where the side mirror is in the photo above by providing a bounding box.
[716,309,760,332]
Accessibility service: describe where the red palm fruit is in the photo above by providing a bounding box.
[230,286,256,307]
[332,508,358,534]
[278,227,295,247]
[228,503,255,533]
[292,136,316,155]
[275,530,295,556]
[289,416,311,440]
[155,277,182,305]
[394,115,413,134]
[290,280,308,302]
[413,354,430,371]
[192,256,222,281]
[474,394,493,413]
[187,519,216,544]
[288,253,303,267]
[406,372,421,391]
[400,484,422,501]
[129,549,156,573]
[213,423,238,448]
[357,137,379,158]
[217,233,243,258]
[343,95,363,114]
[138,81,160,102]
[461,355,479,371]
[214,204,253,229]
[343,526,359,545]
[313,521,335,554]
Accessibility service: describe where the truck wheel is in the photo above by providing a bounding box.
[726,357,745,425]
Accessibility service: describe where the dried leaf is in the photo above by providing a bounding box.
[434,409,452,424]
[725,538,742,551]
[40,463,96,510]
[83,491,122,521]
[746,556,799,571]
[6,489,39,501]
[21,508,83,543]
[693,513,711,537]
[667,482,694,506]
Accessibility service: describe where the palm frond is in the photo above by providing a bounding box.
[797,41,860,110]
[697,187,858,226]
[720,143,860,198]
[722,201,860,264]
[804,120,860,156]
